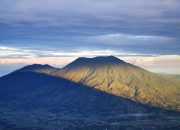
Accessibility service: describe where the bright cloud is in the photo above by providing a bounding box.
[0,45,180,75]
[121,55,180,74]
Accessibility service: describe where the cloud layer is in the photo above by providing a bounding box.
[0,0,180,55]
[0,0,179,75]
[0,45,180,76]
[0,0,180,35]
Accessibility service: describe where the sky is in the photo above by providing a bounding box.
[0,0,180,76]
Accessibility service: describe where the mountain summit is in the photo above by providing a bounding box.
[54,56,180,111]
[15,64,57,74]
[62,56,125,71]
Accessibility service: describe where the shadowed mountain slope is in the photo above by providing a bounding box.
[0,64,58,99]
[0,70,174,130]
[53,56,180,111]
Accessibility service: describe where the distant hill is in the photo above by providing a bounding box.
[15,64,58,74]
[53,56,180,111]
[160,74,180,81]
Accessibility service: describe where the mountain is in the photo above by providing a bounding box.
[0,57,180,129]
[53,56,180,111]
[0,65,165,130]
[0,63,159,113]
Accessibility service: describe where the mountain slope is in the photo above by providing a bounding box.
[0,67,171,130]
[0,65,154,114]
[53,56,180,111]
[0,64,58,100]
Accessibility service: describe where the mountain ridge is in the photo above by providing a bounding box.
[1,56,179,111]
[16,64,57,73]
[52,56,180,111]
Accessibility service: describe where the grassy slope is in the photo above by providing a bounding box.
[1,71,174,129]
[53,57,180,111]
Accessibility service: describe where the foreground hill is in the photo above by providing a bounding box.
[53,56,180,111]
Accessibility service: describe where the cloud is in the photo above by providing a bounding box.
[61,33,179,55]
[1,0,179,19]
[0,31,179,56]
[121,55,180,74]
[0,0,180,37]
[0,0,179,55]
[0,45,179,75]
[0,45,123,59]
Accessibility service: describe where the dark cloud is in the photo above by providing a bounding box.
[0,0,180,55]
